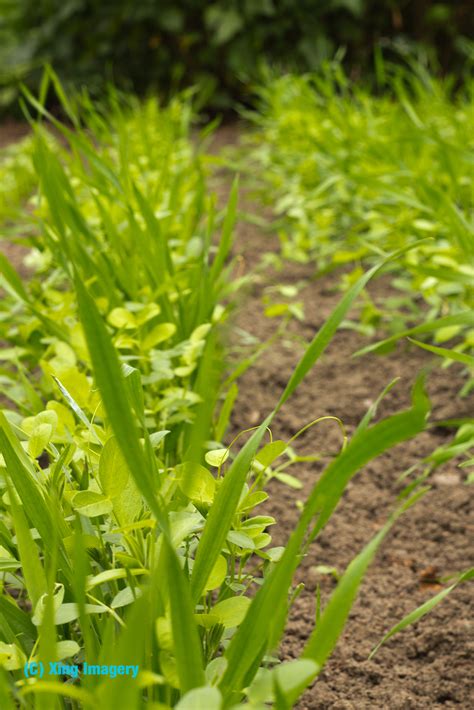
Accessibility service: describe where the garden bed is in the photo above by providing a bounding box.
[1,120,472,709]
[213,125,473,709]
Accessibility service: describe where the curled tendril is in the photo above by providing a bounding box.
[287,415,347,453]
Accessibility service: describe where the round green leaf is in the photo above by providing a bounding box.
[71,491,113,518]
[175,462,216,505]
[204,554,227,591]
[107,308,137,329]
[175,686,222,710]
[211,596,251,628]
[205,448,229,467]
[142,322,176,350]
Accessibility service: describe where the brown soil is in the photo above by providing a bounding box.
[210,125,474,709]
[0,121,29,149]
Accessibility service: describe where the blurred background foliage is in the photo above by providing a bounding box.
[0,0,473,113]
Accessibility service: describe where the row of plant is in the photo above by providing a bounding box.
[243,57,474,516]
[0,81,471,708]
[246,60,474,371]
[242,57,474,637]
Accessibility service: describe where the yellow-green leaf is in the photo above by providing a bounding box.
[205,448,229,468]
[28,422,53,458]
[107,308,137,330]
[71,491,113,518]
[142,322,176,350]
[210,596,251,628]
[175,462,216,505]
[204,554,227,591]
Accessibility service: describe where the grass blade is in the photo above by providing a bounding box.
[6,478,46,608]
[354,312,474,357]
[302,491,427,673]
[408,338,474,368]
[219,378,429,699]
[192,253,414,602]
[73,272,169,534]
[165,539,206,692]
[370,566,474,659]
[210,176,238,283]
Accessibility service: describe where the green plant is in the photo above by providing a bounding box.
[0,134,38,223]
[0,260,431,708]
[247,59,474,363]
[0,84,443,708]
[0,85,245,451]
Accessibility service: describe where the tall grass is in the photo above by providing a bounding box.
[0,134,38,223]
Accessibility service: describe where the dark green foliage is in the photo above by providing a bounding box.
[1,1,473,111]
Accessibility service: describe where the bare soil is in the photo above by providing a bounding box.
[211,125,473,709]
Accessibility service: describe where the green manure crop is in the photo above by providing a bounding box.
[0,134,39,223]
[0,78,471,709]
[247,60,474,366]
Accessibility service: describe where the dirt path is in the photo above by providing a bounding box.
[211,125,473,709]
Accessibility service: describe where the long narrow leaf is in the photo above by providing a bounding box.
[192,251,416,602]
[408,338,474,368]
[6,478,46,609]
[219,379,429,699]
[369,566,474,659]
[354,311,474,357]
[73,273,169,534]
[302,491,427,672]
[165,539,206,692]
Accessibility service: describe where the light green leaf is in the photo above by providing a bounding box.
[211,597,251,628]
[56,640,80,660]
[205,448,229,467]
[149,430,170,448]
[204,554,227,591]
[53,603,107,625]
[176,462,216,505]
[143,323,176,350]
[255,441,287,468]
[71,491,113,518]
[27,422,53,458]
[99,437,142,524]
[169,511,204,547]
[227,531,255,550]
[111,586,142,609]
[0,642,26,671]
[108,308,137,330]
[175,686,222,710]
